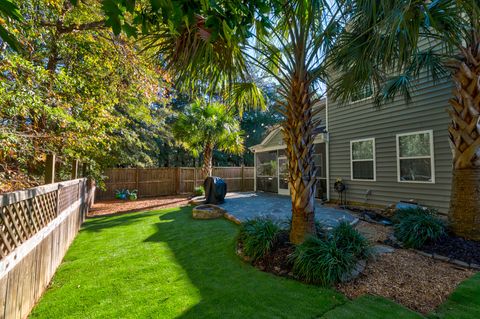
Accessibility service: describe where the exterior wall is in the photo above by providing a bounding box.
[327,74,453,214]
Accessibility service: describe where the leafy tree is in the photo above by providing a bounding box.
[103,0,341,244]
[172,99,245,177]
[0,0,23,51]
[0,0,171,190]
[330,0,480,240]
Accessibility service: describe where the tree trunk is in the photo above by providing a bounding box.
[447,43,480,239]
[202,142,213,178]
[450,168,480,240]
[283,77,318,244]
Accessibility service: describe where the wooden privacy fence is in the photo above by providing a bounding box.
[96,166,255,200]
[0,178,94,319]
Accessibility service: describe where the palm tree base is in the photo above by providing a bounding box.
[449,168,480,241]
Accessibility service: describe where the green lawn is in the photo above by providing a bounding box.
[30,206,480,319]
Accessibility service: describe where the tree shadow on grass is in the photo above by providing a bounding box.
[143,207,346,319]
[81,209,171,233]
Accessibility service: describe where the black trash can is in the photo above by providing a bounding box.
[203,176,227,204]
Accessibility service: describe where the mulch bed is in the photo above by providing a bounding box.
[253,231,295,276]
[421,234,480,265]
[238,220,478,314]
[337,249,475,314]
[88,195,190,217]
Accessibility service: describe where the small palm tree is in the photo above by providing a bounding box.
[331,1,480,239]
[172,99,245,178]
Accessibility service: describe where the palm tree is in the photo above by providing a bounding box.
[172,99,245,178]
[330,1,480,240]
[102,0,341,243]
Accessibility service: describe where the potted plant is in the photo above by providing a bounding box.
[115,189,128,200]
[128,189,138,201]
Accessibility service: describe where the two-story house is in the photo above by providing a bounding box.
[250,74,453,214]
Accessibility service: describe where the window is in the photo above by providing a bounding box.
[350,82,373,103]
[256,151,277,177]
[396,130,435,183]
[350,138,376,181]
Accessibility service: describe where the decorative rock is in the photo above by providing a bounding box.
[341,260,366,283]
[433,253,450,262]
[224,213,242,225]
[188,196,206,206]
[470,263,480,270]
[451,259,470,268]
[415,250,433,258]
[371,245,395,256]
[192,204,226,219]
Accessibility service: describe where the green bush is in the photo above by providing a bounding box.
[332,221,370,259]
[238,218,281,261]
[291,236,356,286]
[394,213,446,248]
[392,207,437,224]
[193,186,205,196]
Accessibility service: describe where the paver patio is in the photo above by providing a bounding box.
[220,192,357,227]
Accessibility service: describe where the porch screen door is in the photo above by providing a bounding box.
[278,156,289,195]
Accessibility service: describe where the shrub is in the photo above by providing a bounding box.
[291,236,356,286]
[392,207,437,224]
[332,221,370,259]
[193,186,205,196]
[238,218,281,261]
[394,213,446,248]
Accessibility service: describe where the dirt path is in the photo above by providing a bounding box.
[88,195,190,217]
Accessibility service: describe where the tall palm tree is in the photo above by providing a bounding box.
[331,0,480,240]
[172,99,245,178]
[102,0,341,243]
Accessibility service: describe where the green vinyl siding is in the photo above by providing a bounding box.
[327,73,453,214]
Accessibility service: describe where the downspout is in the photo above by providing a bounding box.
[325,96,331,201]
[253,151,257,192]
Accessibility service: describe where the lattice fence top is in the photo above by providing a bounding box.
[0,179,85,259]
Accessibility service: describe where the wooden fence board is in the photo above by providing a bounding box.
[96,167,255,200]
[0,179,94,319]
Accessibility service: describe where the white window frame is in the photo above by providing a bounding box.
[396,130,435,184]
[350,82,374,104]
[350,138,376,181]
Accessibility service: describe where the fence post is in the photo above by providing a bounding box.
[135,167,139,191]
[241,164,245,192]
[71,159,79,180]
[82,163,88,177]
[193,167,197,189]
[175,167,181,194]
[45,154,56,184]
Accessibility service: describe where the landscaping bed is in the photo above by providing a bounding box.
[237,213,479,315]
[88,195,189,217]
[337,249,475,314]
[421,234,480,265]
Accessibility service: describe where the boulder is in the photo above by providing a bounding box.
[192,204,226,219]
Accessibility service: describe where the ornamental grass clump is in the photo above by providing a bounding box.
[394,213,446,249]
[332,221,370,260]
[290,236,356,286]
[238,218,281,261]
[392,207,437,224]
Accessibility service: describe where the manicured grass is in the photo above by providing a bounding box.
[429,273,480,319]
[30,206,480,318]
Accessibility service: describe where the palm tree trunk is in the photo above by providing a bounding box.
[283,77,318,244]
[448,44,480,240]
[202,142,213,178]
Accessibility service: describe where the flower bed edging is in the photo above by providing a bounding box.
[413,249,480,270]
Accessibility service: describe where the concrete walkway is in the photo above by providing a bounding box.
[219,192,357,228]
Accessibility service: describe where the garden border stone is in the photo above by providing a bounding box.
[413,249,479,270]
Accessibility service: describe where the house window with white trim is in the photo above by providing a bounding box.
[351,82,373,103]
[351,138,376,181]
[396,130,435,183]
